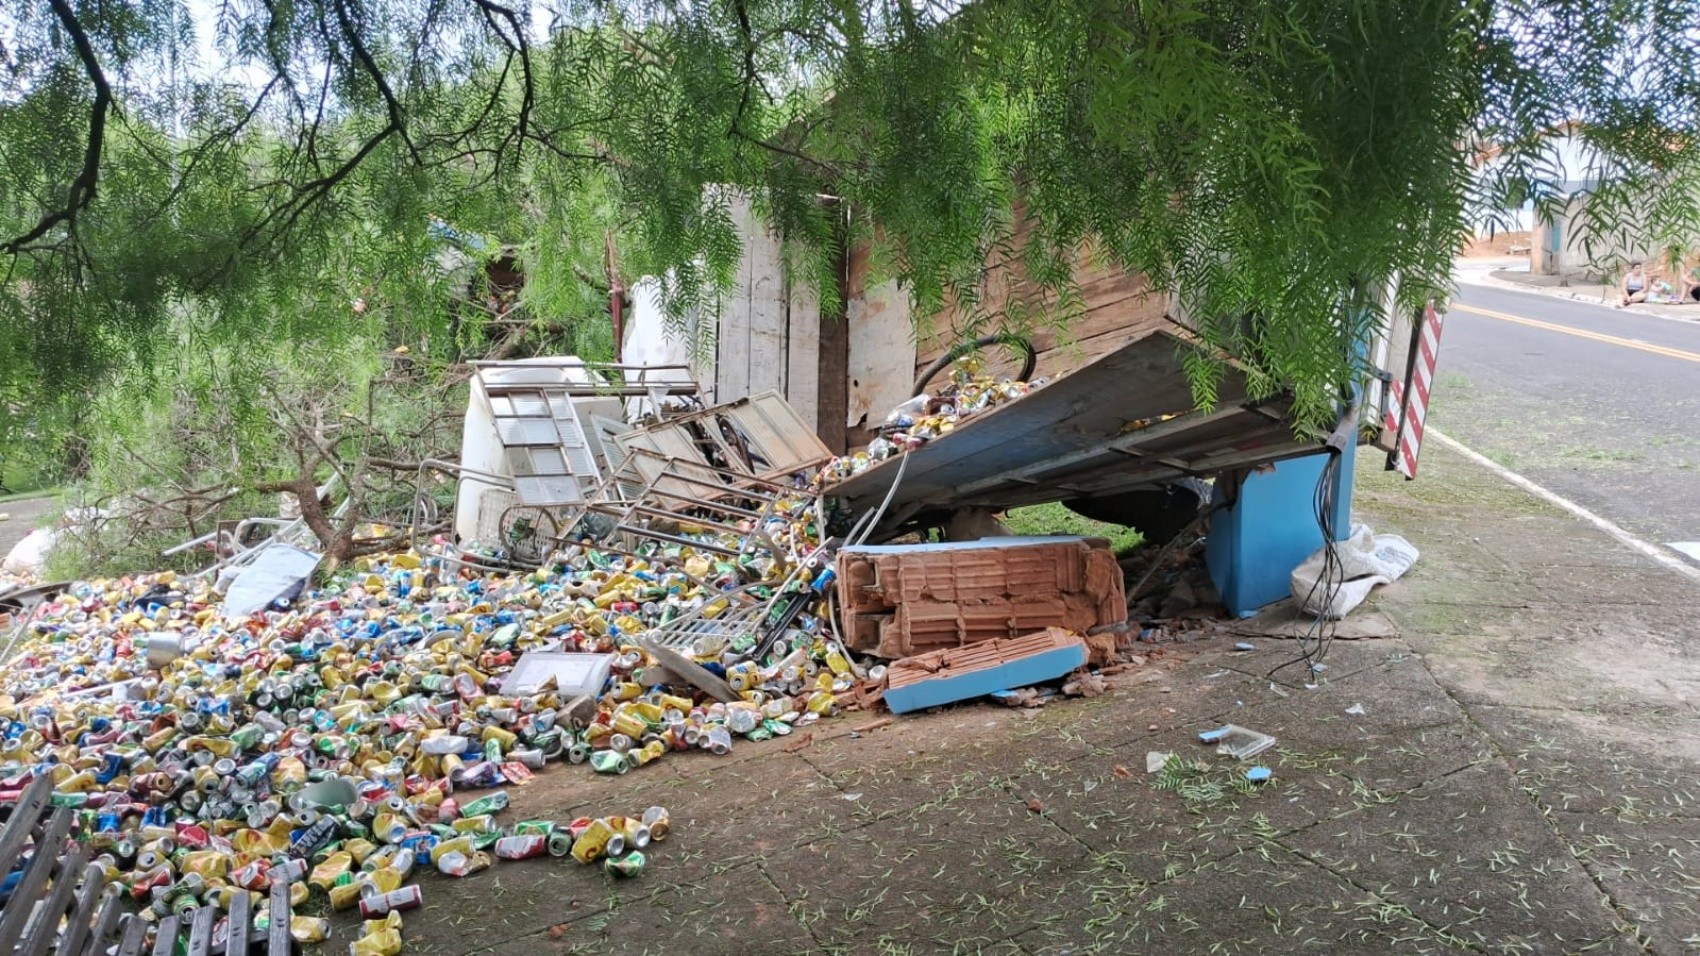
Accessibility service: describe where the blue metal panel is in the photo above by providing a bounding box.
[884,644,1088,714]
[1205,450,1354,618]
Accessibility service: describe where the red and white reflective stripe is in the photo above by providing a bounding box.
[1386,302,1444,479]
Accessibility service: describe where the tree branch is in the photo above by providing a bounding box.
[2,0,114,254]
[729,0,759,137]
[468,0,535,158]
[328,0,423,164]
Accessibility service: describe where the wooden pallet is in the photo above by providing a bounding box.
[0,776,295,955]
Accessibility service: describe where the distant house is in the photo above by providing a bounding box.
[1473,126,1650,277]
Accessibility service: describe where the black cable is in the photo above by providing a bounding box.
[1267,449,1345,684]
[911,333,1037,397]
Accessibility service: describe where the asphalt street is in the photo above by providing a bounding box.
[1430,281,1700,559]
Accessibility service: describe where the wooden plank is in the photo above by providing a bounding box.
[224,882,251,956]
[53,856,106,956]
[151,916,180,956]
[815,245,852,453]
[785,277,821,432]
[844,274,916,437]
[719,196,755,402]
[915,287,1172,383]
[0,775,54,879]
[81,885,124,956]
[745,212,787,397]
[20,843,86,956]
[913,251,1161,366]
[267,877,291,956]
[0,806,73,953]
[114,914,149,956]
[186,900,218,956]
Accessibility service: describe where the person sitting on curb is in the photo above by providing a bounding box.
[1620,261,1649,306]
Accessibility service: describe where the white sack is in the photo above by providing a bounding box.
[1290,524,1419,619]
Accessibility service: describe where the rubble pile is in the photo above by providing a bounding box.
[0,366,1167,954]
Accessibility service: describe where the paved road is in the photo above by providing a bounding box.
[1433,282,1700,558]
[0,496,55,558]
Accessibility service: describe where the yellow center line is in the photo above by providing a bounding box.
[1452,303,1700,365]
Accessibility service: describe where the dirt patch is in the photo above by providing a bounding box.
[1460,230,1532,258]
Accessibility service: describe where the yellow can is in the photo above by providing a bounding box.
[569,818,619,864]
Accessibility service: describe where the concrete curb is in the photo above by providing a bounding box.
[1427,428,1700,585]
[1454,270,1700,323]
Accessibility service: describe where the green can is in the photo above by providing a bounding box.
[604,851,645,878]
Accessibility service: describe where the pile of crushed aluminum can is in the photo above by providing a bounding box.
[0,496,859,952]
[819,360,1034,482]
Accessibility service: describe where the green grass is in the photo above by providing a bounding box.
[0,455,62,502]
[0,486,61,505]
[1001,501,1143,554]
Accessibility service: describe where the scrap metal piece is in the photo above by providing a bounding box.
[826,330,1316,540]
[220,543,322,618]
[635,638,738,703]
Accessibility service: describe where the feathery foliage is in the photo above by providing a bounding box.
[4,0,1700,461]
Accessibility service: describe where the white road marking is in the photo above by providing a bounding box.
[1427,428,1700,585]
[1665,542,1700,564]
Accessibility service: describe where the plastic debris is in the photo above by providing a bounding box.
[1145,751,1172,773]
[1198,724,1277,760]
[1344,703,1366,716]
[1245,766,1273,783]
[499,651,614,697]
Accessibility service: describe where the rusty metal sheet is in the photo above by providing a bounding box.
[826,330,1322,537]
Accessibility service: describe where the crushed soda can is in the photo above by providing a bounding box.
[604,851,646,878]
[494,834,548,860]
[290,916,331,943]
[351,911,405,956]
[358,885,423,919]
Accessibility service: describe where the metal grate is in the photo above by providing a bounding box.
[484,385,599,505]
[0,776,295,955]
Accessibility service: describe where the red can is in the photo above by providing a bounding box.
[493,834,547,860]
[128,866,171,901]
[173,823,210,849]
[358,885,423,918]
[231,859,271,890]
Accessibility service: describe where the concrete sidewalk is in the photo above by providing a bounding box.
[344,443,1700,956]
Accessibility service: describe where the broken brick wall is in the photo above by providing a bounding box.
[837,538,1127,659]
